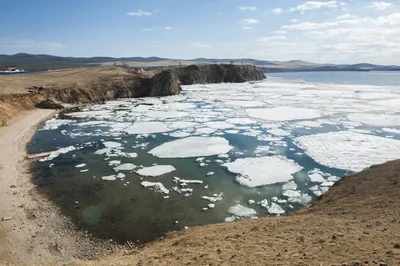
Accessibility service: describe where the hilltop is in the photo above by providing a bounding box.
[1,53,400,72]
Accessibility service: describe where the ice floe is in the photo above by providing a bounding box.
[227,204,257,217]
[308,173,326,183]
[226,118,257,125]
[225,100,265,107]
[247,107,321,121]
[136,165,176,177]
[141,181,170,194]
[146,111,189,119]
[40,119,74,130]
[169,132,191,138]
[168,121,197,129]
[382,128,400,134]
[39,146,76,162]
[295,131,400,171]
[205,121,234,129]
[268,203,285,215]
[149,137,233,158]
[124,122,172,134]
[268,128,291,137]
[113,163,137,171]
[347,113,400,126]
[224,156,302,187]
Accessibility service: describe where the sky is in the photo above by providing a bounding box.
[1,0,400,64]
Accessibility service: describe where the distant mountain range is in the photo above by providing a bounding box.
[1,53,399,72]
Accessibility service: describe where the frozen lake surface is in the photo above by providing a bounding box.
[29,71,400,242]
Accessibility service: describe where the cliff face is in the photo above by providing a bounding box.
[175,64,266,85]
[114,69,182,98]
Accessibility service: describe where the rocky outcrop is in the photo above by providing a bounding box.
[114,70,181,98]
[175,64,266,85]
[35,98,64,109]
[148,70,181,96]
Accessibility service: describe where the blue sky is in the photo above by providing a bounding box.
[1,0,400,64]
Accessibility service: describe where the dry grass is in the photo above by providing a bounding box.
[0,67,130,95]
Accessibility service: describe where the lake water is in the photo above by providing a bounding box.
[28,71,400,242]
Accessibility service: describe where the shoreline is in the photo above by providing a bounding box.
[0,109,120,265]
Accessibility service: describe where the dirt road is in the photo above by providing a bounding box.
[0,110,117,265]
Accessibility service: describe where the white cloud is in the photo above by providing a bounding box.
[165,26,172,30]
[272,8,284,14]
[238,19,260,25]
[369,2,393,10]
[336,14,358,20]
[377,12,400,25]
[273,30,288,34]
[241,26,252,30]
[142,28,153,31]
[238,6,257,11]
[290,19,299,23]
[283,21,339,30]
[290,1,346,13]
[258,36,287,42]
[127,9,152,16]
[192,43,211,48]
[283,17,377,30]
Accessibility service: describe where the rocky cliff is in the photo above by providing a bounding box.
[175,64,266,85]
[114,69,182,98]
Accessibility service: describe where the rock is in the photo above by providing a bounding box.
[115,69,181,98]
[394,243,400,249]
[148,70,181,96]
[2,216,12,221]
[175,64,266,85]
[35,98,64,109]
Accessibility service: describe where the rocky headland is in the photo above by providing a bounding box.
[0,64,265,124]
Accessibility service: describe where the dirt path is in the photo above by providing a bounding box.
[0,109,118,265]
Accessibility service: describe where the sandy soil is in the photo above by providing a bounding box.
[0,67,130,95]
[0,109,119,265]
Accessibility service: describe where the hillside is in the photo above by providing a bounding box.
[67,159,400,265]
[1,53,400,72]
